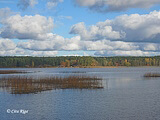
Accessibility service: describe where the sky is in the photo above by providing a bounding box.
[0,0,160,57]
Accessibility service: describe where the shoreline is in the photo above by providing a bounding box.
[0,66,160,69]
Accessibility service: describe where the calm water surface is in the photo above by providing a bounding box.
[0,67,160,120]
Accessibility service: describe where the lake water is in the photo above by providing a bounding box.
[0,67,160,120]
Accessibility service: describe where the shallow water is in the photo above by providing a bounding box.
[0,67,160,120]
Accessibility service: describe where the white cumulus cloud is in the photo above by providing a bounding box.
[46,0,63,9]
[94,50,160,56]
[75,0,160,13]
[17,0,38,10]
[0,8,14,19]
[0,14,54,40]
[70,22,124,41]
[0,38,16,51]
[17,0,64,10]
[70,11,160,43]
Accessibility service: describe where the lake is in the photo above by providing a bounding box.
[0,67,160,120]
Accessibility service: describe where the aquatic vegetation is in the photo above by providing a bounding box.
[0,76,103,94]
[144,73,160,77]
[59,71,87,73]
[0,70,28,74]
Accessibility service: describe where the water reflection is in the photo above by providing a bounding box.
[0,76,103,94]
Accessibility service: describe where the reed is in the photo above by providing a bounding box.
[0,76,103,94]
[144,73,160,77]
[0,70,28,74]
[60,71,86,73]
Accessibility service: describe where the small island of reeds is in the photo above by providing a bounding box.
[0,70,29,74]
[144,73,160,77]
[0,76,103,94]
[59,71,87,73]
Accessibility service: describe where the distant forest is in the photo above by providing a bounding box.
[0,56,160,68]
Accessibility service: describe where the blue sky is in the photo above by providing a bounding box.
[0,0,160,56]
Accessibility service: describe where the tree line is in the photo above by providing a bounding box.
[0,56,160,68]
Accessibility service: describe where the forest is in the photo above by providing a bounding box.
[0,56,160,68]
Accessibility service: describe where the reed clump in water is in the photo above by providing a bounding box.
[60,71,86,73]
[0,70,28,74]
[144,73,160,77]
[0,76,103,94]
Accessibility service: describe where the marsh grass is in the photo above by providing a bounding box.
[0,76,103,94]
[60,71,87,73]
[0,70,29,74]
[144,73,160,77]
